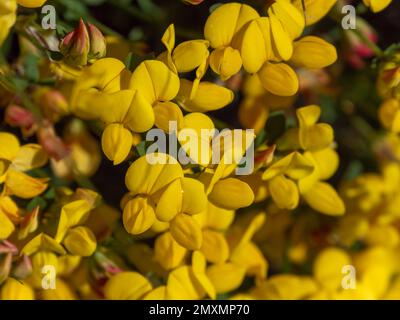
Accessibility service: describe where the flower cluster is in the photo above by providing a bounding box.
[0,0,400,300]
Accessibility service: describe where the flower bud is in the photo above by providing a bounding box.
[5,105,36,136]
[33,88,69,122]
[182,0,205,5]
[60,19,106,67]
[87,23,107,63]
[60,19,90,67]
[37,124,71,161]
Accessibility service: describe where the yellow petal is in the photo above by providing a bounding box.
[170,213,203,250]
[173,40,209,73]
[181,177,207,215]
[258,62,298,96]
[311,148,339,180]
[290,36,337,69]
[206,263,246,294]
[205,201,235,231]
[123,197,156,234]
[262,151,314,180]
[143,286,167,300]
[303,181,345,216]
[156,178,183,222]
[201,230,230,264]
[191,251,216,300]
[231,242,268,282]
[12,144,48,171]
[209,47,242,80]
[178,113,215,166]
[269,12,293,60]
[166,266,205,300]
[125,154,183,196]
[313,247,351,291]
[0,210,14,240]
[268,174,300,210]
[40,278,77,300]
[204,3,260,49]
[378,99,400,133]
[0,132,20,161]
[55,200,92,243]
[231,213,266,257]
[155,232,187,270]
[363,0,392,12]
[129,60,180,104]
[177,79,234,112]
[233,18,270,73]
[101,123,133,165]
[104,272,152,300]
[269,0,305,39]
[70,58,127,119]
[5,169,48,199]
[208,178,254,210]
[292,0,337,25]
[161,24,175,53]
[22,233,66,256]
[0,278,34,300]
[124,90,155,132]
[17,0,47,8]
[153,101,183,133]
[298,105,334,151]
[63,226,97,257]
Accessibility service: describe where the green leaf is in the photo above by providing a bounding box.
[23,53,40,82]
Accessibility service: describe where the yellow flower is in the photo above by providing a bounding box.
[251,274,318,299]
[104,271,153,300]
[123,153,184,234]
[262,151,314,210]
[0,132,48,199]
[16,0,47,8]
[362,0,392,12]
[291,0,337,26]
[166,251,216,300]
[0,278,35,300]
[206,213,267,294]
[297,105,334,151]
[160,24,210,91]
[0,1,17,47]
[0,196,20,239]
[63,226,97,257]
[40,278,77,300]
[378,99,400,133]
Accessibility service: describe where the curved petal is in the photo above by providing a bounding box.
[104,272,152,300]
[123,197,156,235]
[170,213,203,250]
[258,62,299,96]
[177,79,234,112]
[129,60,180,104]
[101,124,133,165]
[303,181,345,216]
[208,178,254,210]
[290,36,337,69]
[204,3,260,49]
[125,154,183,196]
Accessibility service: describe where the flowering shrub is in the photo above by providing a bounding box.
[0,0,400,300]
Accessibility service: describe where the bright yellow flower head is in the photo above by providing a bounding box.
[362,0,392,12]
